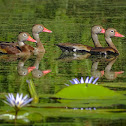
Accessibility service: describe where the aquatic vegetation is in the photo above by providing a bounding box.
[67,76,99,86]
[26,80,39,104]
[55,76,124,101]
[4,93,33,111]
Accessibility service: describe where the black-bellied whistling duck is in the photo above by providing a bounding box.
[0,32,36,55]
[32,24,52,54]
[90,28,125,55]
[55,25,105,53]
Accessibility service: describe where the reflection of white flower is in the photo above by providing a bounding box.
[65,76,99,86]
[4,93,33,110]
[0,113,29,122]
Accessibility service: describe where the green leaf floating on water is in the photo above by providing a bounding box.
[55,84,123,100]
[55,77,125,102]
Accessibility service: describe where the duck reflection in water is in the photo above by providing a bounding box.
[56,52,124,80]
[90,55,114,78]
[91,55,124,80]
[29,24,52,77]
[104,56,124,80]
[56,52,91,62]
[31,52,51,78]
[15,24,52,77]
[17,52,51,78]
[17,55,36,76]
[55,25,105,61]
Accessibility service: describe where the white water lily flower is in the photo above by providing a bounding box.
[4,93,33,110]
[65,76,99,86]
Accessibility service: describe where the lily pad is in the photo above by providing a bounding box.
[55,84,125,100]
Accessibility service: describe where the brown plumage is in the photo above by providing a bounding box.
[56,25,105,53]
[0,32,36,55]
[32,24,52,54]
[90,28,125,55]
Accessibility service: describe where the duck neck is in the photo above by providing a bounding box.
[34,53,45,69]
[33,33,40,42]
[18,41,25,47]
[105,37,119,53]
[33,33,45,51]
[91,33,102,47]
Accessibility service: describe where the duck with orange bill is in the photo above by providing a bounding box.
[32,24,52,54]
[0,32,36,55]
[56,25,105,53]
[90,28,125,55]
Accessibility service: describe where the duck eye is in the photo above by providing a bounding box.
[110,30,114,33]
[23,33,27,37]
[23,72,27,75]
[38,25,42,29]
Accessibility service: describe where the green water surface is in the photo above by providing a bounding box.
[0,0,126,125]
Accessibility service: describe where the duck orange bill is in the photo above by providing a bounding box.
[43,27,52,33]
[100,70,105,76]
[100,28,105,33]
[42,69,51,75]
[115,71,124,76]
[27,36,37,42]
[114,32,125,37]
[28,66,36,73]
